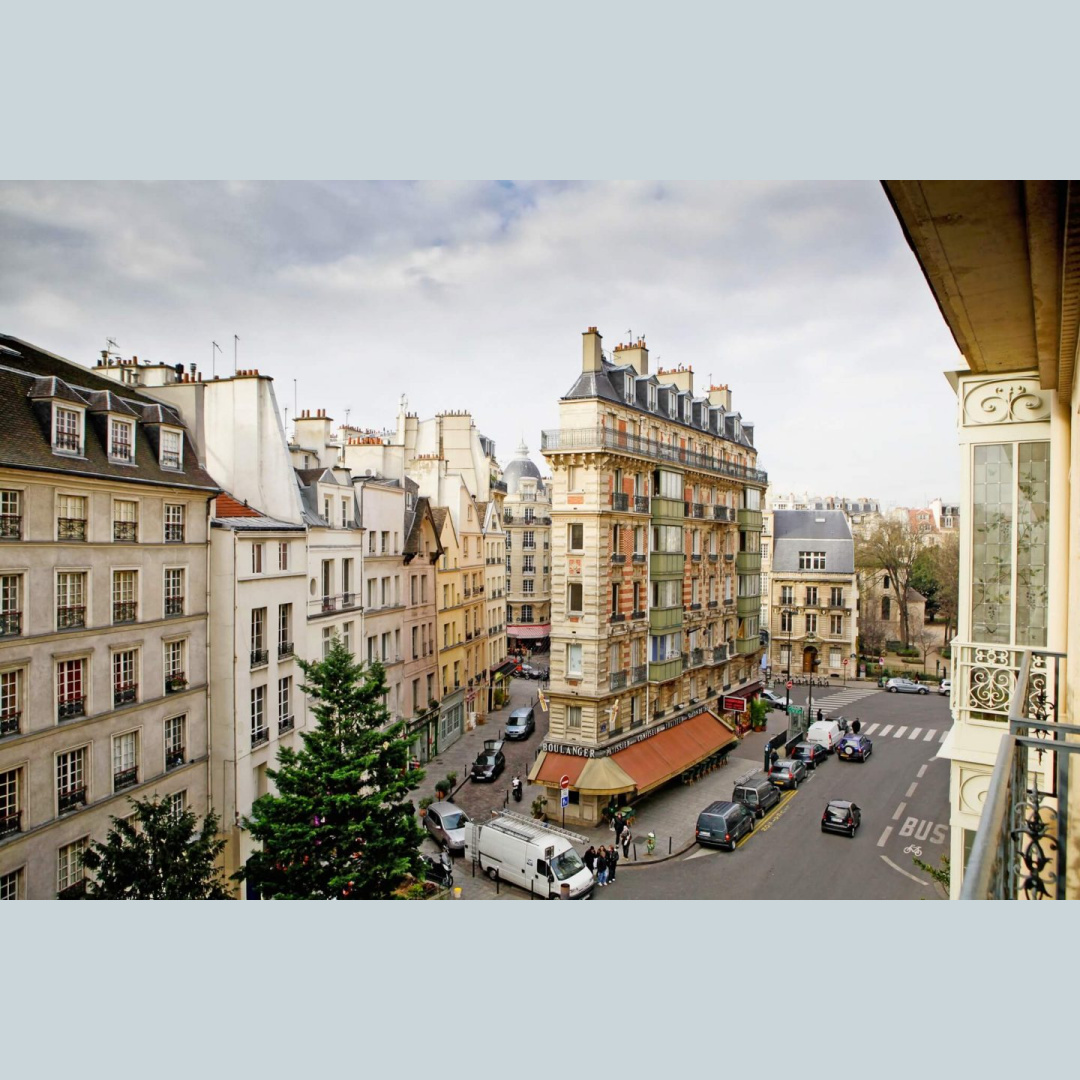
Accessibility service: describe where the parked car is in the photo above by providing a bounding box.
[789,741,829,770]
[760,689,788,712]
[423,800,471,852]
[885,677,929,695]
[836,734,873,762]
[504,706,536,740]
[938,679,952,696]
[470,739,506,782]
[821,799,862,837]
[420,851,454,889]
[518,664,548,680]
[695,801,755,850]
[766,759,807,789]
[732,775,782,818]
[806,719,845,754]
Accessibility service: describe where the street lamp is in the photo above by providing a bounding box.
[782,607,795,714]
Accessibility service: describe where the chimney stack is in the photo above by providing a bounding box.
[613,337,649,376]
[582,326,603,372]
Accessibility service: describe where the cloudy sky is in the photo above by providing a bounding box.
[0,181,963,506]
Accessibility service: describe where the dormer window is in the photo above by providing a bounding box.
[647,386,657,411]
[109,418,135,463]
[160,428,182,469]
[625,375,635,404]
[53,406,83,455]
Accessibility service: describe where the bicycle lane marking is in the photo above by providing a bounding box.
[881,855,931,886]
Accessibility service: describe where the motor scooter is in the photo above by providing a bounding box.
[512,775,523,802]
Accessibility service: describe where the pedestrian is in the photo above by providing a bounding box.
[584,845,597,873]
[613,812,626,847]
[596,846,608,886]
[816,708,823,724]
[607,843,620,883]
[852,717,861,735]
[770,748,779,767]
[621,827,632,859]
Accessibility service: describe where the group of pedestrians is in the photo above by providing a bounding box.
[584,811,633,887]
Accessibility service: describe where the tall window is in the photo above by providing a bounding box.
[0,573,22,637]
[278,542,290,571]
[881,596,891,620]
[164,503,185,543]
[251,608,267,665]
[278,604,292,656]
[568,523,584,552]
[342,558,354,602]
[251,686,268,746]
[57,494,87,541]
[278,676,293,732]
[0,868,22,900]
[1,670,22,736]
[56,659,86,720]
[830,614,844,636]
[113,499,138,541]
[567,582,583,614]
[805,612,817,633]
[780,610,793,633]
[522,554,535,573]
[522,530,535,550]
[112,648,138,706]
[108,418,134,462]
[160,429,183,469]
[164,640,186,692]
[0,489,22,540]
[53,406,82,453]
[567,642,583,677]
[805,586,818,606]
[56,748,87,813]
[322,626,333,657]
[520,604,533,623]
[165,714,186,769]
[112,731,138,791]
[566,705,582,730]
[57,838,88,896]
[0,767,22,837]
[830,647,842,670]
[252,543,264,574]
[830,586,844,607]
[381,531,389,554]
[112,569,137,624]
[164,568,184,616]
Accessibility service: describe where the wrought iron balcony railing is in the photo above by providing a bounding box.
[165,673,187,694]
[612,492,629,511]
[633,495,650,513]
[58,785,86,813]
[113,682,138,706]
[610,670,628,690]
[165,747,185,770]
[165,523,185,543]
[113,520,137,541]
[113,600,137,624]
[278,714,295,734]
[165,596,184,616]
[57,605,86,630]
[0,514,21,539]
[0,610,21,636]
[57,696,85,721]
[0,810,21,837]
[611,553,627,565]
[630,664,647,685]
[961,648,1076,900]
[0,709,20,736]
[250,649,269,668]
[57,517,87,540]
[113,766,138,792]
[278,640,294,659]
[541,427,768,484]
[251,726,270,749]
[57,879,87,899]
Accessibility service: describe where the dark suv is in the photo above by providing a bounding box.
[790,742,829,770]
[732,775,782,818]
[695,801,755,850]
[470,739,506,782]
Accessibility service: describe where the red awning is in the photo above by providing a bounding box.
[507,625,551,639]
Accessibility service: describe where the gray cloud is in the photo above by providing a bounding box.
[0,180,962,506]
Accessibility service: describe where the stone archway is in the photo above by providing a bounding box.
[802,646,818,673]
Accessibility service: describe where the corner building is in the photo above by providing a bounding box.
[531,328,767,825]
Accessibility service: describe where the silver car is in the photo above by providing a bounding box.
[885,677,929,695]
[423,801,471,853]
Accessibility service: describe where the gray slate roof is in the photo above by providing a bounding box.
[772,510,854,574]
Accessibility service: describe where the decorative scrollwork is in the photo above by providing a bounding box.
[968,664,1014,715]
[1012,784,1058,899]
[963,379,1050,426]
[973,646,1014,666]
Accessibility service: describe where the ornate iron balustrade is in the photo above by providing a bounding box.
[610,670,628,690]
[961,648,1076,900]
[612,492,629,511]
[0,709,20,736]
[692,503,705,518]
[165,747,185,770]
[632,553,646,564]
[251,726,270,749]
[630,664,647,685]
[165,596,184,616]
[165,523,185,542]
[54,431,81,452]
[165,673,187,694]
[712,645,728,663]
[58,785,86,813]
[0,810,21,837]
[57,517,87,540]
[57,696,85,721]
[113,683,138,706]
[57,879,87,899]
[250,649,269,668]
[0,610,21,636]
[57,605,86,630]
[611,553,627,565]
[278,715,295,734]
[713,505,735,521]
[161,450,181,469]
[113,520,137,541]
[113,766,138,792]
[278,641,294,659]
[540,428,769,484]
[708,552,719,562]
[633,495,650,513]
[0,514,21,539]
[691,648,705,667]
[112,600,137,624]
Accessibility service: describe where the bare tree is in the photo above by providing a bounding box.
[929,532,960,643]
[856,520,924,647]
[857,577,888,658]
[914,625,938,673]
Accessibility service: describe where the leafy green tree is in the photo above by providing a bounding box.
[239,640,426,899]
[913,853,950,891]
[910,549,941,621]
[81,795,232,899]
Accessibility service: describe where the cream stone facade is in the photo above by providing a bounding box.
[531,329,767,826]
[480,499,507,675]
[0,337,217,900]
[502,442,552,653]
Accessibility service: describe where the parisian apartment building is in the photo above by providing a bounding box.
[0,336,218,900]
[502,441,552,655]
[529,328,767,826]
[766,509,858,681]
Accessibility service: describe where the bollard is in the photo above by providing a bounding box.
[633,843,637,861]
[669,836,672,854]
[495,869,500,894]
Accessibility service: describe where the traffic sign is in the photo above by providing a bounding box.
[786,680,793,690]
[560,774,570,790]
[842,658,848,666]
[561,791,569,808]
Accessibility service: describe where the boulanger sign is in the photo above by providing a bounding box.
[541,702,716,759]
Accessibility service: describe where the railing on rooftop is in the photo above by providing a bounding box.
[961,648,1076,900]
[541,428,768,485]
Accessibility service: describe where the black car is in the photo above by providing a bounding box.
[732,775,782,818]
[836,734,873,762]
[504,707,535,740]
[821,800,862,837]
[695,801,755,850]
[470,739,506,782]
[790,741,829,770]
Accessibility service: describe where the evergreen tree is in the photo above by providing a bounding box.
[239,640,426,899]
[81,795,232,899]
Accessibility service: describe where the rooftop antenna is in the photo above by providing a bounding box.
[211,341,221,379]
[293,378,298,422]
[106,337,118,356]
[234,334,239,375]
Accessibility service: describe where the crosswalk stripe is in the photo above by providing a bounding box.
[864,723,878,735]
[879,724,893,736]
[894,726,907,738]
[939,730,948,743]
[923,729,937,742]
[909,727,922,740]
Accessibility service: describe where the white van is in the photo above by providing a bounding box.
[465,810,595,899]
[806,719,844,754]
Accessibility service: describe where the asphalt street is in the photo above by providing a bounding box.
[597,685,951,900]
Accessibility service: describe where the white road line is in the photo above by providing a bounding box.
[939,730,948,743]
[879,724,893,736]
[892,802,907,821]
[909,727,922,740]
[881,854,930,886]
[924,729,937,742]
[906,782,918,797]
[877,826,892,847]
[917,764,927,778]
[894,726,908,738]
[864,723,878,735]
[684,847,717,861]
